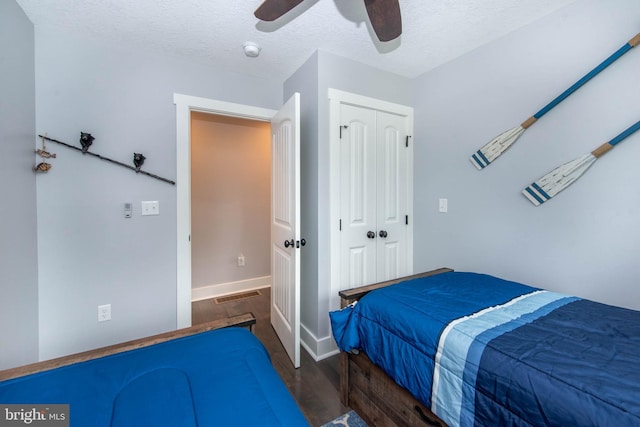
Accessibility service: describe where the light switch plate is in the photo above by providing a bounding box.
[439,198,448,213]
[141,201,159,216]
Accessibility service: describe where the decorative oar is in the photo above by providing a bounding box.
[522,120,640,206]
[471,32,640,170]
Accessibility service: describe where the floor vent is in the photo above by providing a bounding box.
[214,290,262,304]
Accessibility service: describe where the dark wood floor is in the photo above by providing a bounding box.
[192,288,349,426]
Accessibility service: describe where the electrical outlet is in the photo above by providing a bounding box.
[237,254,245,267]
[98,304,111,322]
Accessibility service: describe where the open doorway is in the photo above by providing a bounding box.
[174,93,302,368]
[190,113,271,301]
[174,94,279,328]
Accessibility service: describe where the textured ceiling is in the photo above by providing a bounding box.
[16,0,579,81]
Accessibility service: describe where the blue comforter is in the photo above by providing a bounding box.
[330,271,640,427]
[0,328,308,427]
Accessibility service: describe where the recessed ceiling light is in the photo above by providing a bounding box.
[243,42,261,58]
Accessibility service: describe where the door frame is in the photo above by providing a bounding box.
[328,88,414,313]
[174,93,277,328]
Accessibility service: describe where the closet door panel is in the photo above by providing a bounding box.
[340,104,377,289]
[376,111,409,280]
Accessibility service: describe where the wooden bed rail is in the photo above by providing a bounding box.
[339,268,453,308]
[0,312,256,382]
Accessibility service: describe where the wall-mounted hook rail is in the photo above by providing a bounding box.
[38,135,176,186]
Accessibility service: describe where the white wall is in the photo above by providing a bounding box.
[0,0,39,370]
[34,26,282,360]
[190,113,271,292]
[413,0,640,310]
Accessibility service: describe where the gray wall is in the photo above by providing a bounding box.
[190,113,271,289]
[413,0,640,310]
[0,0,39,370]
[34,26,282,360]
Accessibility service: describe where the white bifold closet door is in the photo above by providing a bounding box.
[339,103,410,289]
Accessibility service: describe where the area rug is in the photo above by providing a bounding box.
[321,410,368,427]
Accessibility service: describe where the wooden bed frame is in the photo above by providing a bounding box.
[0,313,256,381]
[338,268,453,427]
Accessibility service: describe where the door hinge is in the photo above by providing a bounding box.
[405,215,409,225]
[339,219,342,231]
[340,125,349,139]
[406,135,412,147]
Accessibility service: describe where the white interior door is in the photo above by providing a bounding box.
[270,93,301,368]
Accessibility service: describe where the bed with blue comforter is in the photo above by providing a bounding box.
[331,270,640,427]
[0,319,309,427]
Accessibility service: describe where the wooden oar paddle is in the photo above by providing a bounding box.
[522,120,640,206]
[471,32,640,170]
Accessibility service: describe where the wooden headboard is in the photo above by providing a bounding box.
[0,313,256,381]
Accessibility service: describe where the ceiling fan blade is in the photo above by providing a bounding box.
[364,0,402,42]
[254,0,305,21]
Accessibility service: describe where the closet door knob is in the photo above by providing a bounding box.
[284,239,295,248]
[379,230,388,238]
[366,231,375,239]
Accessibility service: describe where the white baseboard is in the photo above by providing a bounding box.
[191,276,271,302]
[300,323,340,361]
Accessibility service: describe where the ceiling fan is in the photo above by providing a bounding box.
[254,0,402,42]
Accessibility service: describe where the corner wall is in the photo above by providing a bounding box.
[283,52,321,356]
[412,0,640,309]
[34,26,282,360]
[0,0,39,370]
[284,50,413,358]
